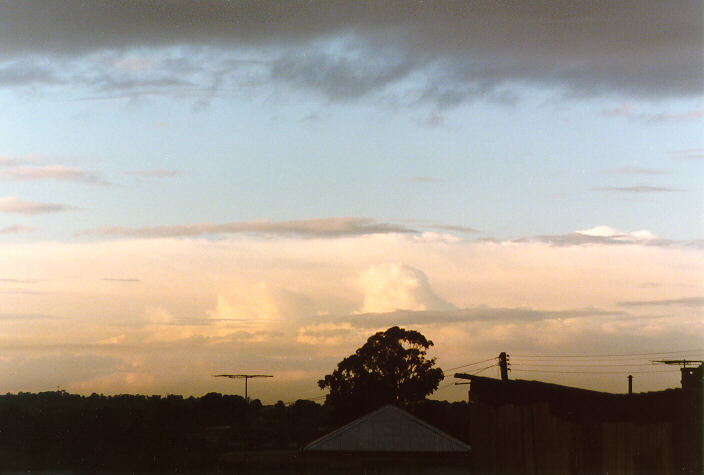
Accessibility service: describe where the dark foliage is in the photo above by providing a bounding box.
[0,391,335,471]
[318,326,444,421]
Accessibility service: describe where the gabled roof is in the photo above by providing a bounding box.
[304,404,471,453]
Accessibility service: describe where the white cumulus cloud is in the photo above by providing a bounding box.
[358,263,455,314]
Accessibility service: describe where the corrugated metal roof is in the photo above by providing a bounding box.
[304,404,471,453]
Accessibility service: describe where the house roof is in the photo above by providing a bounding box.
[304,404,471,453]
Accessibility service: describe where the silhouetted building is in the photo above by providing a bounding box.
[680,363,703,391]
[302,404,471,474]
[456,374,701,473]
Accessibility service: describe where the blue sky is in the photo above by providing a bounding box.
[0,1,702,400]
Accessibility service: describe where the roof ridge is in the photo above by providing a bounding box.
[304,404,470,452]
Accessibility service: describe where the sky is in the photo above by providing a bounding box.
[0,1,702,403]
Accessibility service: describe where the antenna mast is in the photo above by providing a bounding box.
[213,374,273,401]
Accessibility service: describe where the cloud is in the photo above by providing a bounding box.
[0,312,54,320]
[425,224,478,234]
[320,305,626,332]
[0,196,71,214]
[0,60,64,87]
[0,155,44,166]
[0,165,106,184]
[605,167,667,175]
[523,226,673,247]
[0,353,120,392]
[358,263,455,313]
[0,232,701,397]
[590,185,681,193]
[126,169,178,178]
[674,149,704,161]
[0,278,39,283]
[269,50,417,102]
[0,1,700,102]
[602,104,704,122]
[83,217,415,238]
[618,296,704,308]
[101,277,140,282]
[0,225,36,234]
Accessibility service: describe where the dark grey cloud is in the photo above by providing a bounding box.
[591,185,681,193]
[0,61,64,87]
[0,1,700,101]
[618,296,704,308]
[83,217,415,239]
[269,50,417,102]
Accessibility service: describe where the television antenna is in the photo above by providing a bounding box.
[651,359,703,368]
[213,374,273,401]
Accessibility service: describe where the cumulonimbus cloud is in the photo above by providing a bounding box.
[83,217,415,238]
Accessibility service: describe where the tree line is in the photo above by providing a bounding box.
[0,390,468,470]
[0,327,465,471]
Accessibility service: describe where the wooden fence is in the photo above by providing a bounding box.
[467,401,696,474]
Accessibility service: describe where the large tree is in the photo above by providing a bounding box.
[318,326,444,421]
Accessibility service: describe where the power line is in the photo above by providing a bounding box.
[511,349,704,359]
[435,381,458,392]
[454,363,498,376]
[512,368,680,374]
[445,357,497,372]
[511,362,661,368]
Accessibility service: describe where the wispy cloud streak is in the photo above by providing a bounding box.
[83,217,415,238]
[591,185,681,193]
[0,196,71,215]
[0,165,107,184]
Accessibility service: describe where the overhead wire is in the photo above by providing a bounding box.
[444,357,498,372]
[511,348,704,359]
[285,349,698,404]
[511,368,681,374]
[511,362,664,368]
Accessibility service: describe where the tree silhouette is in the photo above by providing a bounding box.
[318,326,444,421]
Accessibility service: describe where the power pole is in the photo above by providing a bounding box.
[627,375,633,395]
[651,359,703,390]
[213,374,273,401]
[498,352,510,382]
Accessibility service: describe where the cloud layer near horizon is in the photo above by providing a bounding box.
[0,232,700,400]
